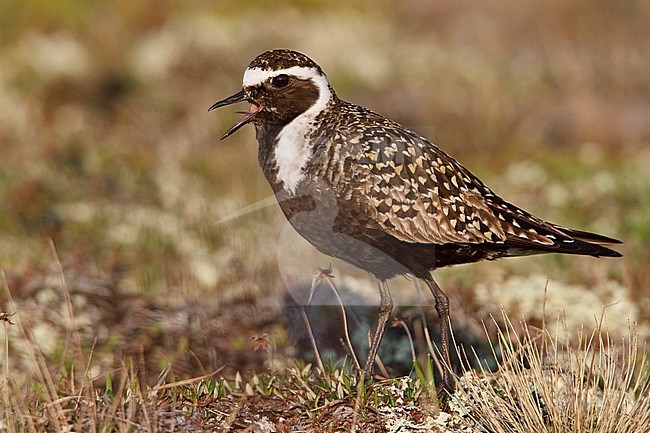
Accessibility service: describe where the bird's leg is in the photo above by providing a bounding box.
[363,279,393,378]
[424,277,455,394]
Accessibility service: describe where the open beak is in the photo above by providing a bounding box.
[209,89,260,140]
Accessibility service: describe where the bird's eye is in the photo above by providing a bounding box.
[271,74,290,88]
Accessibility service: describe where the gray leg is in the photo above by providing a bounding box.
[424,277,454,393]
[363,279,393,377]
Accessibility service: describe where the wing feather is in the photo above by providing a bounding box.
[321,103,608,252]
[340,123,510,244]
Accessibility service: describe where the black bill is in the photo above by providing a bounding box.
[209,89,260,140]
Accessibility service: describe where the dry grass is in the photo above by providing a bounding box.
[452,313,649,433]
[2,277,648,431]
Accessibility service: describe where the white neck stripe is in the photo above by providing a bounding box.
[267,68,333,195]
[242,65,334,195]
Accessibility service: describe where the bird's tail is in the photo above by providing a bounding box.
[553,226,622,258]
[503,225,623,258]
[553,226,622,245]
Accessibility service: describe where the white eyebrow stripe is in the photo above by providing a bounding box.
[242,66,324,87]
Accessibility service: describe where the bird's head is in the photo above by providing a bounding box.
[209,49,335,139]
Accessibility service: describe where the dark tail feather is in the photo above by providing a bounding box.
[563,237,623,258]
[553,226,623,245]
[505,227,623,258]
[555,226,623,257]
[550,223,622,257]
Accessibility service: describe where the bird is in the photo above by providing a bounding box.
[209,49,622,393]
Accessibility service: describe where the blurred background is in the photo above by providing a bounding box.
[1,0,648,383]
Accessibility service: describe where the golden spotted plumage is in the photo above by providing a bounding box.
[306,99,607,254]
[210,49,622,394]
